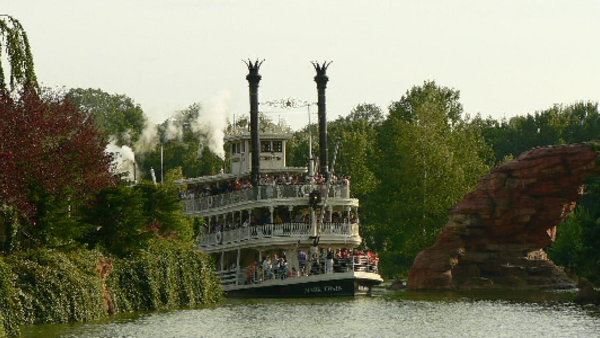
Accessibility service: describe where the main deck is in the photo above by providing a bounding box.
[218,255,382,297]
[197,222,360,253]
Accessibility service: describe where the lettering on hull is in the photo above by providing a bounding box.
[304,285,343,294]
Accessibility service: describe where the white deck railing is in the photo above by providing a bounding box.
[181,184,351,213]
[215,254,379,287]
[198,222,359,248]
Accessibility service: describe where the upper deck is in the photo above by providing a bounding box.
[179,181,355,216]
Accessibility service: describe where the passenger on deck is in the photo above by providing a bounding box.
[246,261,258,284]
[326,247,334,274]
[298,250,307,274]
[263,256,273,278]
[279,259,288,280]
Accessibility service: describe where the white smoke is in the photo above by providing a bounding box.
[190,89,231,160]
[163,116,183,141]
[133,121,159,153]
[106,141,136,181]
[125,91,230,169]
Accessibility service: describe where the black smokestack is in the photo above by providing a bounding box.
[312,61,332,178]
[245,59,264,186]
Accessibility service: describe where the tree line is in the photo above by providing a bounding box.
[59,80,600,283]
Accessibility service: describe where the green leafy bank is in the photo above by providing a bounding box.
[107,239,223,312]
[0,241,222,337]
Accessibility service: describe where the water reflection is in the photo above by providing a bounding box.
[20,290,600,338]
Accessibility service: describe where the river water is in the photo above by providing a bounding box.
[20,289,600,338]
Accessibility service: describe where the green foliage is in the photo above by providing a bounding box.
[106,239,223,312]
[327,103,383,197]
[547,212,584,270]
[480,101,600,163]
[364,81,493,275]
[0,243,223,334]
[0,257,19,337]
[548,174,600,284]
[0,206,20,255]
[80,183,194,256]
[65,88,147,147]
[4,248,106,326]
[0,15,38,92]
[79,185,150,257]
[286,123,318,168]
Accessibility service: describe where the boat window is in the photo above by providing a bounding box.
[273,141,283,152]
[231,142,241,154]
[261,141,272,152]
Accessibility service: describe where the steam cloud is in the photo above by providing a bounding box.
[190,90,231,160]
[129,90,231,167]
[106,141,136,181]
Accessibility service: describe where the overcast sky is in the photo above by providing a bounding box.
[4,1,600,130]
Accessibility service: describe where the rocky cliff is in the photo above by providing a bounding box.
[407,143,600,290]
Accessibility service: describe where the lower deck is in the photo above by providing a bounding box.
[222,271,383,297]
[214,253,382,297]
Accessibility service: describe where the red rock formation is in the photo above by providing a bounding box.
[96,258,115,314]
[407,143,600,290]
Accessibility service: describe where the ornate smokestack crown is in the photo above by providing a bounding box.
[245,59,264,83]
[312,61,332,88]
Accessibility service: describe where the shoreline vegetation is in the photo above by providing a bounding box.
[0,240,223,338]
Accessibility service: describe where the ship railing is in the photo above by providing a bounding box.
[221,255,379,286]
[198,222,359,247]
[182,184,350,213]
[215,268,238,286]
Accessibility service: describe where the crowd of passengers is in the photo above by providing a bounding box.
[242,248,379,283]
[202,211,358,234]
[178,173,350,199]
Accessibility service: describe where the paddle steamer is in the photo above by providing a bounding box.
[174,61,382,297]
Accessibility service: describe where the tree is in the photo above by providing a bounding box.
[366,81,493,274]
[0,90,117,249]
[480,101,600,163]
[548,175,600,284]
[79,183,194,256]
[65,88,147,147]
[0,15,38,93]
[327,103,383,197]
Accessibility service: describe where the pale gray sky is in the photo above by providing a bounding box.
[4,0,600,129]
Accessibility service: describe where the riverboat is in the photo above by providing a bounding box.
[174,61,383,297]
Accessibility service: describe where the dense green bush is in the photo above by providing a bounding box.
[0,257,18,337]
[0,242,222,336]
[5,249,107,326]
[548,174,600,285]
[107,239,222,312]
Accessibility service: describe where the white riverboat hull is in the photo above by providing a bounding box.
[222,271,383,298]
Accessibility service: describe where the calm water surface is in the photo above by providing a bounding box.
[20,289,600,338]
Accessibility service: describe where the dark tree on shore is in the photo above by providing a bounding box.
[0,91,117,249]
[0,16,117,250]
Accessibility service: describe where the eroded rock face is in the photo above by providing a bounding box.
[96,258,115,314]
[407,143,600,290]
